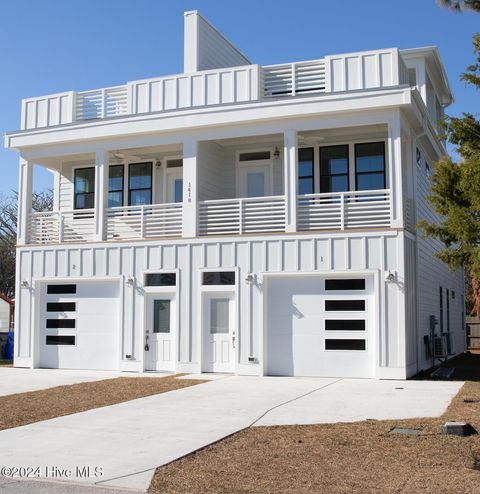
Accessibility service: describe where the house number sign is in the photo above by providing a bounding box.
[187,181,192,203]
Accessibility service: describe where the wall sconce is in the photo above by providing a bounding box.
[155,160,162,168]
[20,280,29,288]
[386,271,395,283]
[126,276,135,287]
[245,273,255,285]
[273,146,280,159]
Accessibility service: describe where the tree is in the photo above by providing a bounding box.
[0,190,53,298]
[438,0,480,12]
[419,34,480,314]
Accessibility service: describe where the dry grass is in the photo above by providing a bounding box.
[0,375,204,431]
[150,355,480,494]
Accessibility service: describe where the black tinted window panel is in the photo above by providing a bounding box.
[46,319,76,329]
[145,273,177,286]
[47,284,76,294]
[325,300,365,311]
[202,272,236,285]
[239,151,271,161]
[325,279,366,291]
[153,300,171,333]
[325,339,366,351]
[325,320,366,331]
[46,302,76,312]
[46,335,76,346]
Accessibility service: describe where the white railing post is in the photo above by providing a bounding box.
[17,157,33,246]
[238,199,243,234]
[140,206,146,238]
[101,88,106,119]
[340,193,345,230]
[59,212,64,243]
[291,63,296,96]
[95,149,109,242]
[284,129,298,232]
[182,138,198,237]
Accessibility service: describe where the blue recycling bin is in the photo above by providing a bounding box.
[4,332,14,360]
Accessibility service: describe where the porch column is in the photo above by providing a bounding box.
[95,149,109,242]
[387,112,404,228]
[284,129,298,232]
[17,157,33,246]
[182,138,198,237]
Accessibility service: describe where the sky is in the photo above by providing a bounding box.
[0,0,478,194]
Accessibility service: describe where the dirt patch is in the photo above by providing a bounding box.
[0,375,205,431]
[150,356,480,494]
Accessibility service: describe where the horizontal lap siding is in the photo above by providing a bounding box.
[17,231,406,373]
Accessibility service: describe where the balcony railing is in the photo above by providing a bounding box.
[199,196,286,235]
[106,203,183,240]
[297,190,391,231]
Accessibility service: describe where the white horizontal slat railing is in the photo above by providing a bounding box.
[29,209,96,244]
[297,190,391,231]
[199,196,286,236]
[106,203,183,240]
[75,86,129,120]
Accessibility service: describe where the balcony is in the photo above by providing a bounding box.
[27,190,392,245]
[19,48,408,131]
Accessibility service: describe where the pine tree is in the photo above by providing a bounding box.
[438,0,480,12]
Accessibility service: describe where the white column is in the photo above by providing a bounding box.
[387,112,404,228]
[17,157,33,246]
[283,129,298,233]
[95,149,109,242]
[182,138,198,237]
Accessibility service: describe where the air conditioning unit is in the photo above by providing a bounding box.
[432,335,447,359]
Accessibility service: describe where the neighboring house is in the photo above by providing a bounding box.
[0,294,14,332]
[3,11,464,378]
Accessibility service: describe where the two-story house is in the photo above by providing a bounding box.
[4,11,465,379]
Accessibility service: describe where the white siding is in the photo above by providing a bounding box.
[197,141,229,201]
[0,298,11,332]
[415,145,465,371]
[16,231,407,377]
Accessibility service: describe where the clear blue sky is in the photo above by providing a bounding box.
[0,0,478,193]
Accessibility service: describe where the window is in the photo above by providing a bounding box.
[355,142,386,191]
[46,302,76,312]
[46,319,76,329]
[325,300,365,311]
[145,273,177,287]
[325,339,366,351]
[47,284,76,294]
[239,151,271,161]
[325,279,366,291]
[210,299,230,334]
[46,335,75,346]
[128,162,152,206]
[319,145,349,193]
[108,165,124,208]
[74,168,95,209]
[202,271,236,285]
[153,300,171,333]
[173,178,183,203]
[166,159,183,168]
[298,148,314,195]
[325,320,365,331]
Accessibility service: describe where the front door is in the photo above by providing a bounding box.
[166,171,183,203]
[202,293,235,373]
[145,295,175,371]
[238,165,271,198]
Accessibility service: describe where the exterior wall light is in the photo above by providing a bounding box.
[386,271,395,283]
[126,276,135,286]
[245,273,255,285]
[273,146,280,159]
[20,280,29,288]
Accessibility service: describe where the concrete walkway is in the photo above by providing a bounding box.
[0,376,462,492]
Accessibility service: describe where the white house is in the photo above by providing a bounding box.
[0,294,13,333]
[4,11,465,378]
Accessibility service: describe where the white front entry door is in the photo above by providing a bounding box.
[145,294,175,371]
[166,171,183,203]
[238,165,271,198]
[202,293,235,373]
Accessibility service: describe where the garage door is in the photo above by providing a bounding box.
[39,281,120,370]
[266,275,375,378]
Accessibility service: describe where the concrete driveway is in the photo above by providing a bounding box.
[0,375,462,492]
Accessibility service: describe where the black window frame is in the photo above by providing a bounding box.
[298,147,315,195]
[128,162,153,206]
[108,164,125,208]
[74,167,95,210]
[354,142,386,191]
[319,144,350,193]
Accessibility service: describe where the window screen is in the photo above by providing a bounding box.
[325,339,366,351]
[325,300,365,311]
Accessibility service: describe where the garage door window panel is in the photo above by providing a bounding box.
[47,284,76,295]
[325,339,366,351]
[325,300,366,311]
[46,302,76,312]
[325,279,366,291]
[46,319,76,329]
[46,335,76,346]
[325,319,366,331]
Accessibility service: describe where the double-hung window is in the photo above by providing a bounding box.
[298,148,314,194]
[108,165,124,208]
[319,145,349,193]
[128,162,152,206]
[355,142,386,191]
[74,167,95,209]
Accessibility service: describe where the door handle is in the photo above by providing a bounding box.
[232,333,236,349]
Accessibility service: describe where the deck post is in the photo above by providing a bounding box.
[284,129,298,233]
[182,138,198,237]
[95,149,109,242]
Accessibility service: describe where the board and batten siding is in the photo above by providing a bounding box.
[16,231,409,376]
[0,298,11,332]
[414,145,465,370]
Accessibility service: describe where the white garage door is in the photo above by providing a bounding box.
[39,281,120,370]
[266,275,375,378]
